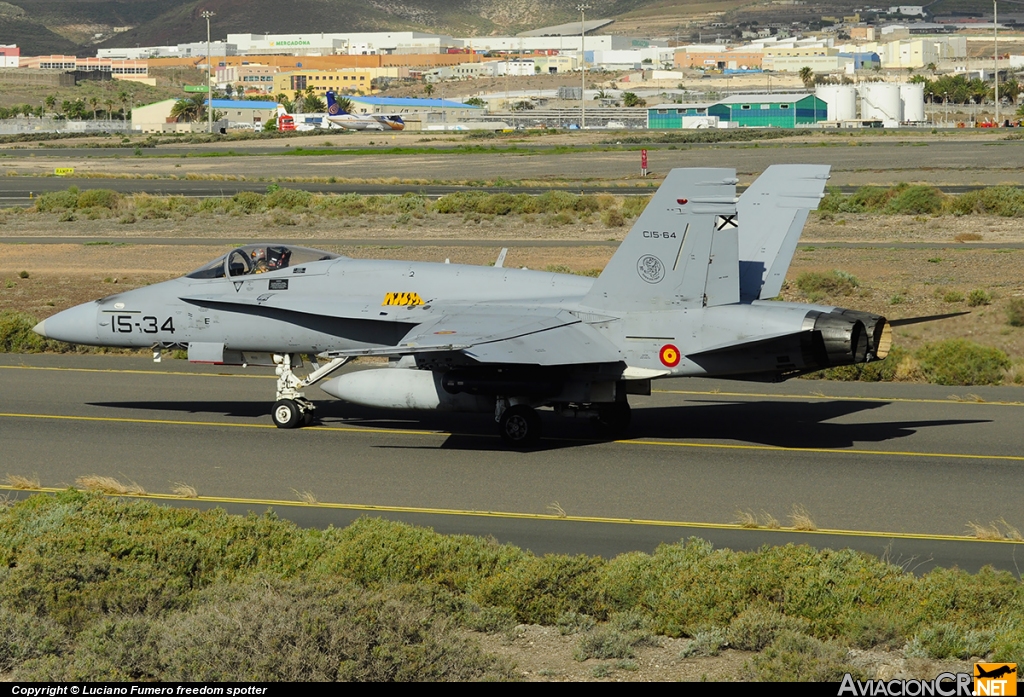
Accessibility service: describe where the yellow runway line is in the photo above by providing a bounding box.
[655,388,1024,407]
[1,485,1021,545]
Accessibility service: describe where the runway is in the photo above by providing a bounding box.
[2,353,1023,572]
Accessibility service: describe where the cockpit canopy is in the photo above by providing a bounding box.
[186,245,343,279]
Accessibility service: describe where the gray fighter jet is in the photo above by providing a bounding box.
[34,165,894,445]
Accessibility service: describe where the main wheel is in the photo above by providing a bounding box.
[499,405,541,447]
[272,399,302,429]
[596,402,631,436]
[302,408,316,426]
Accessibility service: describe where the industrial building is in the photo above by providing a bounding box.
[708,94,828,128]
[272,69,376,96]
[646,104,716,129]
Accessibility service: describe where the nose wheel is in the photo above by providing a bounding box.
[272,398,315,429]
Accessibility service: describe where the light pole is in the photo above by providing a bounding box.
[577,3,590,130]
[944,91,949,127]
[202,9,215,134]
[994,0,999,126]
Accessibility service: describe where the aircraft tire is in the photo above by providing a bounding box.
[302,408,315,426]
[272,399,302,429]
[596,402,631,435]
[499,405,541,447]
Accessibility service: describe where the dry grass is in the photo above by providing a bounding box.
[954,232,983,242]
[788,504,818,531]
[966,518,1023,540]
[965,520,1004,540]
[734,509,759,528]
[547,501,567,518]
[948,393,986,403]
[75,475,146,496]
[291,488,318,505]
[760,510,781,529]
[5,473,40,489]
[171,482,198,499]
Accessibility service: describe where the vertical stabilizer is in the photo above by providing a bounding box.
[583,168,738,310]
[737,164,830,301]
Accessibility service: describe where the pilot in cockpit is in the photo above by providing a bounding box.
[249,246,291,274]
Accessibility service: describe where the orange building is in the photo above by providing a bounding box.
[674,50,763,70]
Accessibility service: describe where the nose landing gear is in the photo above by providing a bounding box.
[271,353,350,428]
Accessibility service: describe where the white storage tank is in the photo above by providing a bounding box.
[859,82,902,126]
[815,85,858,121]
[899,82,926,123]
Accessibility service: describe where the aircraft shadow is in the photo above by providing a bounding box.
[91,398,989,453]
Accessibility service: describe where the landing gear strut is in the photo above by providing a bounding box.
[271,353,350,429]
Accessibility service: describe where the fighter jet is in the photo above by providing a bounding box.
[34,166,895,445]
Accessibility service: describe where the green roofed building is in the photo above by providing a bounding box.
[708,93,827,128]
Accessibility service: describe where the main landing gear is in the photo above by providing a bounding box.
[271,353,351,429]
[495,398,543,447]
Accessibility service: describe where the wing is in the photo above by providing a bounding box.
[325,309,623,366]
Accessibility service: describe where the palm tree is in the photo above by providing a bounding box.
[302,94,326,113]
[104,98,114,119]
[88,97,100,120]
[44,95,56,114]
[424,83,434,97]
[334,95,353,113]
[170,94,206,122]
[117,90,130,120]
[799,66,814,90]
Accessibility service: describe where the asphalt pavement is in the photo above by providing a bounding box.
[2,353,1023,572]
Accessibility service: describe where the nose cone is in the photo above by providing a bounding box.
[34,303,98,344]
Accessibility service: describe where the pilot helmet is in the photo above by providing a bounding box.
[251,248,266,262]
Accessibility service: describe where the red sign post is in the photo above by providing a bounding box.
[641,149,648,177]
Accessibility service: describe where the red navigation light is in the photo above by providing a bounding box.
[676,198,688,204]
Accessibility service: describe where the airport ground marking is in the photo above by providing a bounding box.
[655,388,1024,407]
[3,411,1024,463]
[2,485,1022,546]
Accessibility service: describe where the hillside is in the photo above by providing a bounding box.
[0,0,987,56]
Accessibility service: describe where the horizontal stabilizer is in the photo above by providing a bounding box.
[889,311,969,327]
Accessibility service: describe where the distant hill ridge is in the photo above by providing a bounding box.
[3,0,585,54]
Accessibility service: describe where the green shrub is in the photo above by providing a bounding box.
[947,186,1024,217]
[621,195,650,219]
[231,191,265,213]
[746,631,865,682]
[76,189,120,210]
[0,607,68,673]
[942,290,964,303]
[727,606,810,651]
[968,289,992,307]
[884,185,943,215]
[915,339,1010,385]
[36,189,79,212]
[265,188,312,210]
[0,310,68,353]
[806,346,908,382]
[601,208,625,227]
[1008,298,1024,327]
[795,270,859,298]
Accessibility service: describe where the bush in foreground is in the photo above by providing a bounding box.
[0,491,1020,681]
